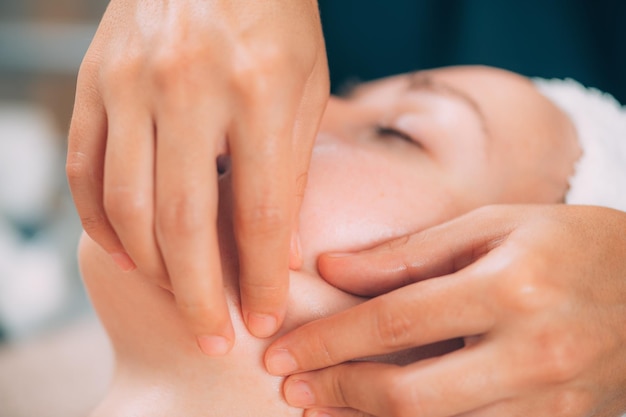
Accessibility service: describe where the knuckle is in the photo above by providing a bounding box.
[65,151,95,184]
[157,194,208,237]
[373,299,414,351]
[149,44,204,91]
[236,203,289,239]
[76,54,105,90]
[496,261,557,315]
[104,188,150,225]
[80,214,109,235]
[240,280,286,307]
[236,40,285,72]
[291,323,343,369]
[151,50,182,86]
[176,297,221,322]
[253,41,285,65]
[231,43,286,93]
[329,366,351,407]
[538,337,582,383]
[101,53,143,87]
[524,330,582,385]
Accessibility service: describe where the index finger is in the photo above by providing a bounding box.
[265,271,494,375]
[318,205,518,296]
[284,344,510,417]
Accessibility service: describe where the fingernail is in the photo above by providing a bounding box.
[111,252,136,272]
[285,379,315,407]
[197,335,231,356]
[266,348,298,375]
[247,313,278,338]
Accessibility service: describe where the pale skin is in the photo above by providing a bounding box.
[264,69,626,416]
[66,0,329,353]
[78,67,626,417]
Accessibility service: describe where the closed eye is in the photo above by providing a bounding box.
[375,125,422,148]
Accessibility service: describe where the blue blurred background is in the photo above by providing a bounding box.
[0,2,111,416]
[0,0,624,416]
[0,0,106,343]
[320,0,626,103]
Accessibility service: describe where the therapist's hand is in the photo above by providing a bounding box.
[265,205,626,417]
[66,0,329,354]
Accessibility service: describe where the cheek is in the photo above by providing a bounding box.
[298,138,454,270]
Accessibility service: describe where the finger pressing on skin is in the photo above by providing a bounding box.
[229,83,299,338]
[67,70,131,269]
[283,362,394,415]
[265,273,494,375]
[154,97,234,355]
[283,343,510,417]
[103,101,167,284]
[318,205,517,297]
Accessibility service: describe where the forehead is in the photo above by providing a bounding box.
[349,66,536,111]
[414,67,568,144]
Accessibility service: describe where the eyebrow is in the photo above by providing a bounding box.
[406,72,491,139]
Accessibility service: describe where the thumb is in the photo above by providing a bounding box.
[318,206,518,297]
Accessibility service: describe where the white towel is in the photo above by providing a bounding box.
[533,78,626,211]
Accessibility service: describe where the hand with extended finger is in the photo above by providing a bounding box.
[265,205,626,417]
[67,0,329,354]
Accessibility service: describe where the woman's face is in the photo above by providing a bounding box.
[297,65,578,274]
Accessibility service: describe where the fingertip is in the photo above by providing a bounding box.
[195,310,236,356]
[265,347,299,375]
[239,275,289,338]
[110,252,137,272]
[284,378,315,407]
[197,334,234,356]
[317,252,352,278]
[246,312,280,338]
[176,289,236,356]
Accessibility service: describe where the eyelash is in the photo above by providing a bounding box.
[374,125,421,147]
